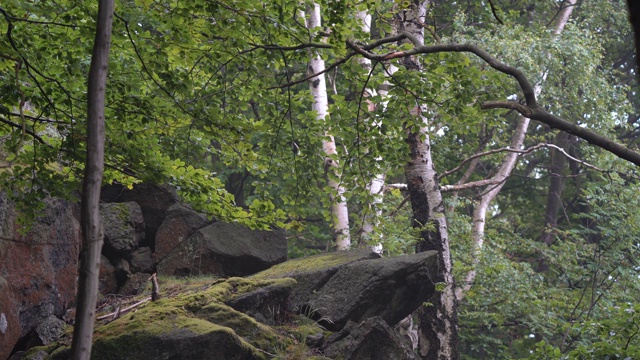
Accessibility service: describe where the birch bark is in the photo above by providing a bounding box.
[306,4,351,250]
[355,9,385,254]
[397,1,459,358]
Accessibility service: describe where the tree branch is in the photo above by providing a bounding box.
[347,32,640,166]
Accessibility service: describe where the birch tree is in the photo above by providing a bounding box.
[395,1,459,358]
[305,4,351,250]
[355,9,385,254]
[455,0,577,300]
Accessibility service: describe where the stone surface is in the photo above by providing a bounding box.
[99,255,118,296]
[101,202,145,258]
[306,251,438,331]
[102,183,178,248]
[92,326,264,360]
[154,204,209,263]
[255,250,438,332]
[112,258,131,287]
[118,272,150,296]
[88,278,293,360]
[252,249,381,309]
[129,247,155,274]
[33,315,66,345]
[0,194,80,360]
[322,317,420,360]
[225,279,295,325]
[157,222,287,277]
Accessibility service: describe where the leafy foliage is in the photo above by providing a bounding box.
[2,0,640,357]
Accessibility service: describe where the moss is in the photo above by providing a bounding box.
[252,250,375,280]
[23,343,63,359]
[196,302,289,350]
[92,276,298,359]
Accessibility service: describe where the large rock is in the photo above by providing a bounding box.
[322,317,420,360]
[157,222,287,277]
[255,250,438,331]
[101,202,145,258]
[225,280,294,325]
[0,195,80,359]
[99,255,118,296]
[90,278,293,360]
[101,183,178,248]
[129,247,155,274]
[253,249,380,307]
[153,204,209,263]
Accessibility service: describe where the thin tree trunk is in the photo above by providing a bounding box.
[70,0,114,359]
[455,0,576,301]
[305,4,351,250]
[541,131,570,246]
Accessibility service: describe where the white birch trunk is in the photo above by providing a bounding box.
[397,1,459,358]
[355,9,385,254]
[306,4,351,250]
[455,0,576,301]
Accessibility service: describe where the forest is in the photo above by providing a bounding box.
[1,0,640,359]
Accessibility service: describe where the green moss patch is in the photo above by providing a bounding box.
[252,249,376,279]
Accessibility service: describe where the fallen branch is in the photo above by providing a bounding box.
[96,297,151,321]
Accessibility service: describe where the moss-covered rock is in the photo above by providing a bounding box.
[88,277,298,359]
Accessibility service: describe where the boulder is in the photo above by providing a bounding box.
[118,273,150,296]
[254,250,438,332]
[101,202,145,258]
[153,204,209,263]
[157,222,287,277]
[253,249,380,307]
[0,195,80,360]
[102,183,178,248]
[99,255,118,296]
[322,317,419,360]
[112,258,131,287]
[93,325,264,360]
[32,316,66,346]
[129,247,155,274]
[225,280,294,325]
[90,277,294,360]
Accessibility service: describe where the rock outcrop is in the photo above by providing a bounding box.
[101,183,178,248]
[0,195,81,360]
[153,203,209,263]
[158,222,287,277]
[100,202,145,258]
[254,250,438,331]
[323,317,420,360]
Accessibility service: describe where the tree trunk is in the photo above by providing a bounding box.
[406,128,460,360]
[455,0,576,301]
[541,131,570,246]
[70,1,114,359]
[305,4,351,250]
[396,1,459,358]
